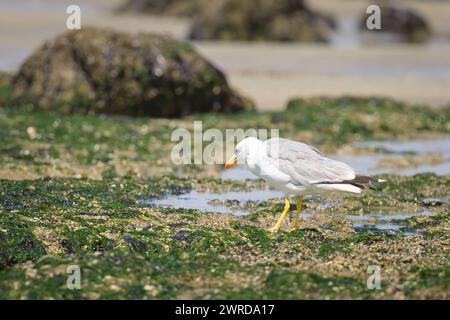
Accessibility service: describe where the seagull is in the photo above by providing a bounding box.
[225,137,385,232]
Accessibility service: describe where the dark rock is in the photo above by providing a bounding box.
[224,199,240,207]
[143,223,153,231]
[188,0,335,42]
[19,236,39,251]
[207,199,222,206]
[11,28,254,117]
[60,239,76,254]
[170,230,192,243]
[123,235,147,252]
[421,198,446,207]
[58,199,75,207]
[359,6,431,43]
[165,185,192,195]
[1,200,26,210]
[119,0,205,17]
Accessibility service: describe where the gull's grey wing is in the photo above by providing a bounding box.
[265,137,324,158]
[264,138,356,186]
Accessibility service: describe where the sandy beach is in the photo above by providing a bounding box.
[195,43,450,109]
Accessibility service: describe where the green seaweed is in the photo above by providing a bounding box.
[0,96,449,299]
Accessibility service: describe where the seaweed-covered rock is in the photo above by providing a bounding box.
[119,0,206,17]
[11,28,253,117]
[188,0,335,42]
[0,72,12,107]
[359,6,431,43]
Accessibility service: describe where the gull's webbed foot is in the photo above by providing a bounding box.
[288,197,303,232]
[267,198,290,233]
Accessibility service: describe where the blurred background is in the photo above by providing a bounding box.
[1,0,450,110]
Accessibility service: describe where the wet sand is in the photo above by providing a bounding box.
[195,43,450,109]
[1,0,450,110]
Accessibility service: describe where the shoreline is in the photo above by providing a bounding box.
[1,0,450,110]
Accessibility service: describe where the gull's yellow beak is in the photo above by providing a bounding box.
[225,154,238,169]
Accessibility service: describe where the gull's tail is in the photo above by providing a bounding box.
[315,175,386,194]
[343,175,386,190]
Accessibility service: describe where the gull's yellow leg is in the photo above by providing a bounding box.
[268,198,290,232]
[289,197,302,232]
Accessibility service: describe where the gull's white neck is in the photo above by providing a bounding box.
[244,142,267,176]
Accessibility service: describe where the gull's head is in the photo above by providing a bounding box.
[225,137,262,169]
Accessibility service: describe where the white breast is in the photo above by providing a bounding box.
[245,148,304,194]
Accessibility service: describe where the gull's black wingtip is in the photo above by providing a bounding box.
[343,175,386,190]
